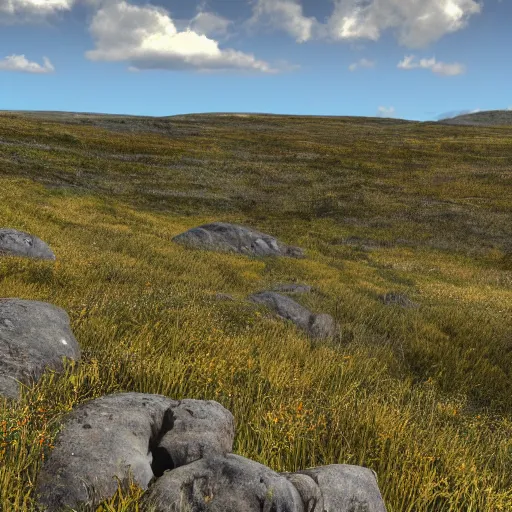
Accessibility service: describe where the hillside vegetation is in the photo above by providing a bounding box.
[438,109,512,126]
[0,111,511,511]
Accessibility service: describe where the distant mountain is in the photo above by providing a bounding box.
[437,109,512,126]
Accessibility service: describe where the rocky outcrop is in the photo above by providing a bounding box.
[247,291,337,340]
[36,393,387,512]
[0,299,80,400]
[36,393,235,511]
[172,222,305,258]
[0,228,55,260]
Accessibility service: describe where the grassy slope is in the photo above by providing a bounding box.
[438,109,512,126]
[0,111,511,511]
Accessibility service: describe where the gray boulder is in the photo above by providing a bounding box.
[142,454,304,512]
[0,228,55,260]
[35,393,235,511]
[0,299,80,400]
[283,465,387,512]
[247,291,337,340]
[172,222,305,258]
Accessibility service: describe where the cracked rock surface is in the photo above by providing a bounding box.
[172,222,305,258]
[0,228,56,260]
[0,299,80,400]
[35,393,387,512]
[247,291,337,340]
[35,393,235,511]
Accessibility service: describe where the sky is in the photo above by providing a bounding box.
[0,0,510,121]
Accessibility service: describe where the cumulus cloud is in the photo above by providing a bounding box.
[397,54,466,75]
[247,0,318,43]
[85,1,274,73]
[189,10,232,37]
[0,54,54,73]
[377,106,396,117]
[348,57,375,71]
[0,0,75,21]
[250,0,482,48]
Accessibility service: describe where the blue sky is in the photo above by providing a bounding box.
[0,0,510,121]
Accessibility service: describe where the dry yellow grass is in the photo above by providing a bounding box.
[0,112,511,511]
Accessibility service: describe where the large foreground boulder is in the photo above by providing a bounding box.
[0,299,80,400]
[142,454,304,512]
[143,456,387,512]
[247,291,337,340]
[36,393,387,512]
[172,222,305,258]
[36,393,235,511]
[0,228,55,260]
[283,465,387,512]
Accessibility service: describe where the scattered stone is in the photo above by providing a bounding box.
[0,228,55,260]
[36,392,387,512]
[380,292,419,309]
[0,299,80,400]
[35,393,235,511]
[270,283,312,294]
[247,291,337,340]
[172,222,305,258]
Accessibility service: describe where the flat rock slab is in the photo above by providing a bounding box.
[0,299,80,400]
[172,222,305,258]
[142,454,304,512]
[247,291,336,340]
[36,393,235,511]
[0,228,55,260]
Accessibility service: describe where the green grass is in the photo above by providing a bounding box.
[0,112,511,511]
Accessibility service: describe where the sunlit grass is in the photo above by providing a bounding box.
[0,112,511,511]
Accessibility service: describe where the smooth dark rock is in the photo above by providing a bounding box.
[247,291,337,340]
[0,228,55,260]
[142,454,304,512]
[0,299,80,400]
[172,222,305,258]
[35,393,235,511]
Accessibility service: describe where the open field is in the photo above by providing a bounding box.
[0,111,511,511]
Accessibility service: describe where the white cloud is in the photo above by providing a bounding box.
[85,1,274,73]
[248,0,318,43]
[377,106,396,117]
[0,0,75,21]
[0,54,54,73]
[397,54,466,75]
[348,57,375,71]
[250,0,482,48]
[189,10,232,37]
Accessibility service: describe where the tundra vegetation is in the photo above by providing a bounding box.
[0,111,511,511]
